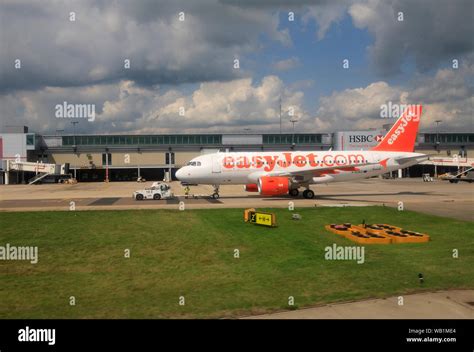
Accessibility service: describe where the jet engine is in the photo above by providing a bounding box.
[244,184,259,192]
[257,176,289,196]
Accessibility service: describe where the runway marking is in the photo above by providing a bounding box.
[176,197,223,204]
[88,197,121,206]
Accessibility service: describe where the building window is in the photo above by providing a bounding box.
[62,136,71,145]
[26,134,35,145]
[102,153,112,166]
[165,152,175,165]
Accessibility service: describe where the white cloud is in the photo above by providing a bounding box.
[0,76,311,134]
[313,64,473,132]
[272,57,301,71]
[303,2,349,40]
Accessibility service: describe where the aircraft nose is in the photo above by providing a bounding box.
[175,167,186,180]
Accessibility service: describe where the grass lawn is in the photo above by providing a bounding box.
[0,206,473,318]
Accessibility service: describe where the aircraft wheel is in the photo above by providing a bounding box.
[136,194,144,201]
[303,189,315,199]
[289,189,299,197]
[153,194,161,200]
[212,193,220,200]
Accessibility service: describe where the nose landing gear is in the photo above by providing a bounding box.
[211,185,220,199]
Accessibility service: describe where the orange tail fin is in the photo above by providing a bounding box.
[371,105,422,152]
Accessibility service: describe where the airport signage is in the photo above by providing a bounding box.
[247,210,276,227]
[349,135,375,143]
[333,130,386,151]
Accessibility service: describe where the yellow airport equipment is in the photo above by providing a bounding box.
[324,224,352,236]
[325,223,430,244]
[245,209,276,227]
[244,208,256,222]
[344,229,392,245]
[325,223,391,244]
[357,224,387,236]
[375,224,430,243]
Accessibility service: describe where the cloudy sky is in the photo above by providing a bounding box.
[0,0,473,134]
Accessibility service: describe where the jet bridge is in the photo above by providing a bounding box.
[1,160,69,184]
[420,156,474,177]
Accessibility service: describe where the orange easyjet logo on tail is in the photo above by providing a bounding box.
[372,104,422,152]
[386,105,421,145]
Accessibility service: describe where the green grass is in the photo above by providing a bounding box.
[0,206,473,318]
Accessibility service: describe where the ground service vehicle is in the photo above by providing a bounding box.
[133,182,174,200]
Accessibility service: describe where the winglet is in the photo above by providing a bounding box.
[371,105,422,152]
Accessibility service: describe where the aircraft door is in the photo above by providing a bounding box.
[212,155,221,173]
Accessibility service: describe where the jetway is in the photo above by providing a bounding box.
[1,160,69,184]
[421,156,474,167]
[420,156,474,177]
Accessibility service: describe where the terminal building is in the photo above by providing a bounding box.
[1,125,473,184]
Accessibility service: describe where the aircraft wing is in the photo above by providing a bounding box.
[394,154,429,165]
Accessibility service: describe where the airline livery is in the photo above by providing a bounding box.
[176,105,427,199]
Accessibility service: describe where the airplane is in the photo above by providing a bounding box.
[175,105,427,199]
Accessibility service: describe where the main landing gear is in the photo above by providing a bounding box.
[289,189,299,197]
[303,189,315,199]
[289,187,315,199]
[211,185,220,199]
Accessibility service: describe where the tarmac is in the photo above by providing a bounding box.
[0,178,472,221]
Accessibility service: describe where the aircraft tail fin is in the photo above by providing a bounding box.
[371,105,422,152]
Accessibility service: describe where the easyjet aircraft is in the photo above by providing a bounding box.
[175,105,427,199]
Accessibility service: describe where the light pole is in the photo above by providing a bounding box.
[105,147,109,183]
[435,120,442,153]
[290,116,298,148]
[279,96,282,134]
[70,122,79,180]
[434,120,442,177]
[70,121,79,146]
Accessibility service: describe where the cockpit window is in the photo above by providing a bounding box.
[186,161,201,166]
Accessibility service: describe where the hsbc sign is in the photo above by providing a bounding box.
[334,130,386,151]
[349,135,373,143]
